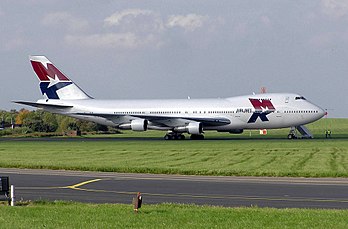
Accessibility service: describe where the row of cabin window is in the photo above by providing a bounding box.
[113,110,236,115]
[284,110,319,113]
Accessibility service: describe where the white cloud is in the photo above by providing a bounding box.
[321,0,348,18]
[65,33,158,49]
[57,10,219,49]
[42,12,89,32]
[104,9,154,27]
[166,14,208,31]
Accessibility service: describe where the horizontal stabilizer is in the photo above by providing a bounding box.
[13,101,73,109]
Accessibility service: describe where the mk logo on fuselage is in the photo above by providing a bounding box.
[247,98,276,123]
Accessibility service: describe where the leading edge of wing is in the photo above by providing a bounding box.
[74,113,231,126]
[13,101,73,109]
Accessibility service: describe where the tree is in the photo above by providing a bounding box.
[57,116,78,132]
[22,110,44,132]
[15,109,30,125]
[42,112,58,132]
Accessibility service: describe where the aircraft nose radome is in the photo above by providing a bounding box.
[316,106,326,119]
[320,107,326,117]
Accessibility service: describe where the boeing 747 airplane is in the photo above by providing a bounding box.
[15,56,325,140]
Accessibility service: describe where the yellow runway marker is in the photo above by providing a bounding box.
[16,179,103,191]
[65,179,103,190]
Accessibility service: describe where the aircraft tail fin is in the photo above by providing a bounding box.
[29,56,92,100]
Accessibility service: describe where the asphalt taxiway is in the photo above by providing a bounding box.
[1,168,348,209]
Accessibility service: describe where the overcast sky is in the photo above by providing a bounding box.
[1,0,347,117]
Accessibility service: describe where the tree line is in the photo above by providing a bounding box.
[0,109,112,136]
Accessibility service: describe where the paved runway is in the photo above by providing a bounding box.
[1,168,348,209]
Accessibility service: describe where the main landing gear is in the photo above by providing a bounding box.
[164,132,205,140]
[164,132,186,140]
[190,134,205,140]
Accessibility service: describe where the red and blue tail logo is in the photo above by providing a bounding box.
[30,56,72,99]
[29,56,90,100]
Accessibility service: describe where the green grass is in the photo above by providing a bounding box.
[0,118,347,177]
[0,201,347,228]
[0,138,347,177]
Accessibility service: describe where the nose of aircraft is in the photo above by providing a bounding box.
[306,100,326,122]
[316,105,326,120]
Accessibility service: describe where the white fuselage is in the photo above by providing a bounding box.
[39,93,325,132]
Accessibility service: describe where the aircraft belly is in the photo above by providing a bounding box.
[149,118,188,128]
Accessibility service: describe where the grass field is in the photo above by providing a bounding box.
[0,136,347,177]
[0,118,347,177]
[0,201,347,228]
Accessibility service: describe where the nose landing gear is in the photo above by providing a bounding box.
[164,132,205,140]
[288,126,313,139]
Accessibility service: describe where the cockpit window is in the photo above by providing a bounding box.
[295,96,306,100]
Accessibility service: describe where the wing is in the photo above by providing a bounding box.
[14,101,73,109]
[74,112,230,128]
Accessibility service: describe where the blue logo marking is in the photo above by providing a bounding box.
[40,82,72,99]
[247,111,273,123]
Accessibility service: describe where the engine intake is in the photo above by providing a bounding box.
[187,122,203,135]
[131,119,148,131]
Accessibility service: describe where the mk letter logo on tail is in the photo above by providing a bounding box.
[31,59,72,99]
[248,99,275,123]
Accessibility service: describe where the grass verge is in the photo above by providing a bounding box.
[0,201,347,229]
[0,138,347,177]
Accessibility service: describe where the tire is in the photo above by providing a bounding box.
[164,134,173,140]
[190,134,204,140]
[287,134,293,139]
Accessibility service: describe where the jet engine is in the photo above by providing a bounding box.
[131,119,148,131]
[187,122,203,135]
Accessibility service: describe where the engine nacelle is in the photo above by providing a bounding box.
[187,122,203,135]
[229,129,244,134]
[131,119,148,131]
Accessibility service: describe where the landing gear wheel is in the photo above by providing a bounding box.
[164,133,185,140]
[164,134,173,140]
[287,134,296,139]
[177,134,185,140]
[190,134,205,140]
